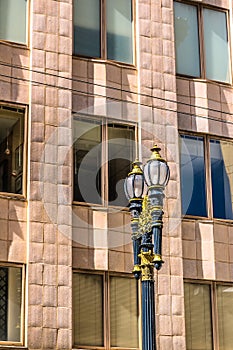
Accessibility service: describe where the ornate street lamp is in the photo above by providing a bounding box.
[124,145,170,350]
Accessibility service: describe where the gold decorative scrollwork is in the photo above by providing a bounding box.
[139,250,155,281]
[138,196,152,236]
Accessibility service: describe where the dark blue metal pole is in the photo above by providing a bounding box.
[142,279,156,350]
[140,231,156,350]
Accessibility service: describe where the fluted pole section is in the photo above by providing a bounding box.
[142,279,156,350]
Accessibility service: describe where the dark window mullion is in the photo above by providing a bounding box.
[204,136,213,219]
[225,9,232,85]
[199,135,208,218]
[225,10,232,83]
[131,0,135,66]
[105,272,110,349]
[0,268,8,341]
[102,0,107,59]
[198,5,206,79]
[102,120,108,205]
[211,283,219,350]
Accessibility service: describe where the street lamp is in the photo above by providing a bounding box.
[124,145,170,350]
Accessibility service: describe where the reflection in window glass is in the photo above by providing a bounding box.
[108,124,135,207]
[0,0,27,44]
[73,0,101,57]
[0,266,22,342]
[184,283,213,350]
[73,118,135,206]
[73,273,104,346]
[217,285,233,350]
[0,107,24,195]
[73,119,102,204]
[73,0,133,64]
[106,0,133,64]
[203,9,231,83]
[174,2,200,77]
[180,135,207,217]
[110,276,138,347]
[210,140,233,220]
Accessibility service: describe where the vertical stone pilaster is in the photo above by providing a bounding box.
[27,1,73,349]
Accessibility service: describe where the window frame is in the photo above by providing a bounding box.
[179,132,233,222]
[0,104,27,199]
[174,0,232,84]
[184,280,233,350]
[73,0,136,66]
[0,263,25,346]
[0,0,29,46]
[72,114,137,208]
[72,270,140,350]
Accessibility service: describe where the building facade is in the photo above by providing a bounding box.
[0,0,232,349]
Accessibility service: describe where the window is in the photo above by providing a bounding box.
[184,283,213,349]
[73,0,134,64]
[180,134,233,220]
[0,266,23,344]
[73,117,135,207]
[0,106,25,195]
[174,2,231,83]
[0,0,27,44]
[217,285,233,349]
[73,272,139,349]
[210,140,233,220]
[185,281,233,350]
[180,135,207,217]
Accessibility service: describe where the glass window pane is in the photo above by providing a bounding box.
[110,276,138,348]
[0,107,24,195]
[217,285,233,350]
[73,273,104,346]
[203,9,231,83]
[106,0,133,64]
[210,140,233,220]
[73,119,102,204]
[0,0,27,44]
[74,0,101,57]
[0,266,22,342]
[108,124,135,207]
[174,2,200,77]
[180,135,207,217]
[184,283,213,350]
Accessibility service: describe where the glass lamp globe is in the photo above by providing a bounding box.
[124,160,144,200]
[144,145,170,188]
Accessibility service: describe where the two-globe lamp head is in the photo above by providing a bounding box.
[124,145,170,201]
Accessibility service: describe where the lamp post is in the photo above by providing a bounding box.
[124,145,170,350]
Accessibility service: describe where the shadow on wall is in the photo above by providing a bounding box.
[189,80,232,139]
[0,198,26,262]
[72,57,138,120]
